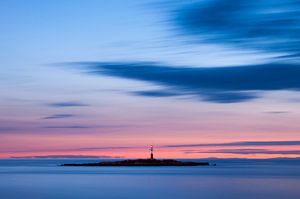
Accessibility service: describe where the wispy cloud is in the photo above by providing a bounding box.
[77,61,300,103]
[174,0,300,59]
[131,90,181,98]
[164,141,300,148]
[43,124,128,130]
[1,146,141,153]
[10,155,122,159]
[184,149,300,155]
[0,127,18,132]
[48,101,88,107]
[78,146,139,150]
[44,125,93,129]
[42,114,75,119]
[66,0,300,104]
[264,111,289,114]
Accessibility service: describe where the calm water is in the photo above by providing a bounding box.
[0,158,299,199]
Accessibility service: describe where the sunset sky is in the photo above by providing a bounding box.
[1,0,300,159]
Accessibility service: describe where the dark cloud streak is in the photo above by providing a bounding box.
[44,125,93,129]
[264,111,289,114]
[1,146,140,153]
[48,101,88,107]
[10,155,122,159]
[66,0,300,103]
[43,124,129,130]
[185,149,300,155]
[42,114,75,119]
[164,141,300,148]
[79,61,300,103]
[174,0,300,59]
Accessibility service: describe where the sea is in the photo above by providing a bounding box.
[0,158,299,199]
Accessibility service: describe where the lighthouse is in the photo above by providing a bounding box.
[150,145,154,159]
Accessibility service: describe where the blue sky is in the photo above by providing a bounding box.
[0,0,300,158]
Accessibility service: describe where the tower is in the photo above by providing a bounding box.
[150,145,154,159]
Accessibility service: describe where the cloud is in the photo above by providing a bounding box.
[164,141,300,148]
[0,127,18,132]
[264,111,289,114]
[174,0,300,59]
[10,155,122,159]
[184,149,300,155]
[78,146,139,150]
[133,89,257,103]
[77,61,300,103]
[43,124,128,130]
[200,91,257,103]
[1,146,141,153]
[44,125,93,129]
[132,90,181,97]
[48,101,88,107]
[42,114,75,119]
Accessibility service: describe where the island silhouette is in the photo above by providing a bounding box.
[61,146,211,166]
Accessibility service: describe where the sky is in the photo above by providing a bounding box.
[0,0,300,159]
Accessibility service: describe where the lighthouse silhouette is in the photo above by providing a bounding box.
[150,145,154,159]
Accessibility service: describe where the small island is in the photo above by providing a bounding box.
[61,146,211,167]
